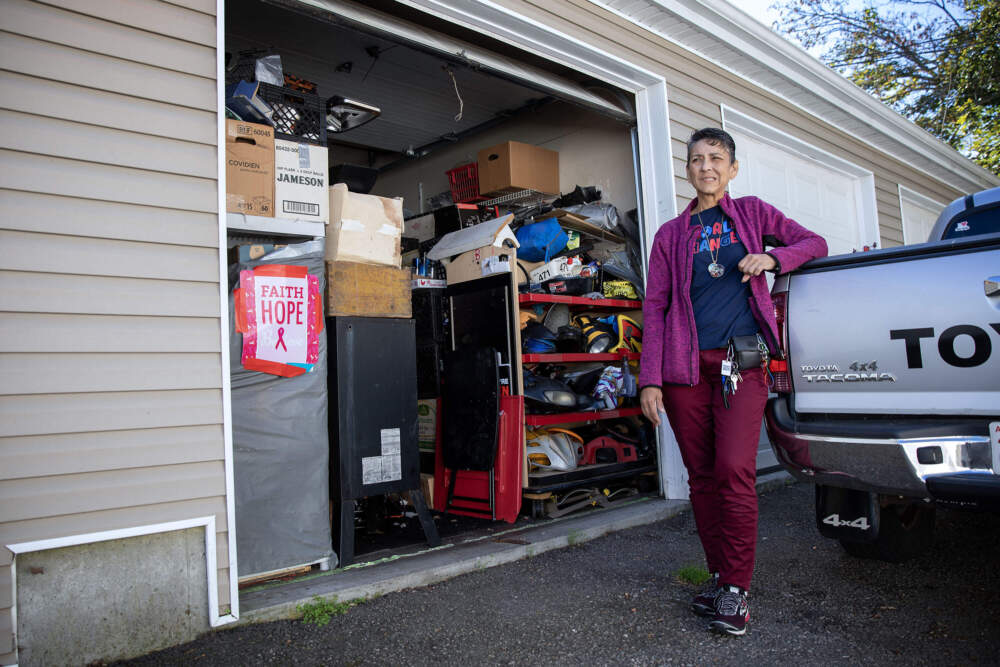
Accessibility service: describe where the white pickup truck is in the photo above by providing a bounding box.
[764,186,1000,561]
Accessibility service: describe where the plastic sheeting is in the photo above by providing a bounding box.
[560,202,620,232]
[229,240,335,576]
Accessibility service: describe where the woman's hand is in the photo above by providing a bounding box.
[738,253,777,282]
[640,386,665,427]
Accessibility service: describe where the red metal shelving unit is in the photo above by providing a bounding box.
[522,351,640,363]
[524,406,642,426]
[518,293,641,309]
[519,290,648,494]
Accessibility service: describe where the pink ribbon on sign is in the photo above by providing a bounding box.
[275,327,287,351]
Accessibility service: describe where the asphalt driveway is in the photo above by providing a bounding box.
[118,482,1000,665]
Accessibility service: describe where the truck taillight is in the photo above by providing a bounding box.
[770,292,792,393]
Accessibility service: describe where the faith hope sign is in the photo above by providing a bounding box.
[235,264,322,377]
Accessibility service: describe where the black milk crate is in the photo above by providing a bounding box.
[225,48,272,86]
[256,82,327,146]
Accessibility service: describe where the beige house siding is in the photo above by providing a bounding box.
[0,0,225,661]
[490,0,963,243]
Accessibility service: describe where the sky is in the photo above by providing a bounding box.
[728,0,829,58]
[735,0,782,28]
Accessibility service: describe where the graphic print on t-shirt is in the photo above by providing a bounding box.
[688,206,760,350]
[692,217,739,256]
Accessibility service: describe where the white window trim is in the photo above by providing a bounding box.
[722,104,880,250]
[898,184,946,245]
[7,516,233,664]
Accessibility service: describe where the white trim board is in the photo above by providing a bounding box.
[898,184,946,214]
[722,105,880,249]
[7,516,235,664]
[216,0,240,628]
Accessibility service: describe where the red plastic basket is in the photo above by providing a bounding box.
[446,163,480,203]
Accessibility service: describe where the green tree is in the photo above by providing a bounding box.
[774,0,1000,175]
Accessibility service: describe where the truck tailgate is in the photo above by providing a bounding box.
[786,242,1000,416]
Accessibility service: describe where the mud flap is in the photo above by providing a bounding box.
[815,485,880,543]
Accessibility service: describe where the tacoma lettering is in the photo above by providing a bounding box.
[802,372,895,383]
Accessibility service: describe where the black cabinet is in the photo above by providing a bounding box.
[327,317,437,562]
[328,317,420,498]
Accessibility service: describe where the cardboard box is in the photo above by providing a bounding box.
[425,214,521,286]
[417,399,437,449]
[274,139,329,222]
[477,141,559,196]
[326,261,412,318]
[444,244,517,286]
[426,214,518,261]
[529,255,583,283]
[327,183,403,266]
[226,120,275,216]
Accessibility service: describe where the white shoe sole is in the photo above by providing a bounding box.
[708,620,748,636]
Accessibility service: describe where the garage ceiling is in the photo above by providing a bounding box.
[227,0,631,156]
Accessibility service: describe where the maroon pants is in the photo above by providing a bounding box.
[661,348,768,591]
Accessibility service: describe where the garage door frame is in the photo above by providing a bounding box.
[721,104,879,254]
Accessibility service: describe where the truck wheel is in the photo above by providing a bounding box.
[839,502,935,563]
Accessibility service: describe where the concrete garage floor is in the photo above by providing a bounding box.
[238,472,793,625]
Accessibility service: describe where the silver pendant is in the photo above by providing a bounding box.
[707,262,725,278]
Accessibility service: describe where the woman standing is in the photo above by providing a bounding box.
[639,128,827,635]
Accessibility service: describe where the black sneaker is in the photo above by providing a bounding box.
[690,572,720,617]
[709,585,750,635]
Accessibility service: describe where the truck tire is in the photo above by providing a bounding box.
[839,502,935,563]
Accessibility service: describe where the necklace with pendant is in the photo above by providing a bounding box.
[695,210,725,278]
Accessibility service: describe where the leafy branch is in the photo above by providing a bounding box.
[772,0,999,174]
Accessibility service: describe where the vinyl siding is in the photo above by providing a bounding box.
[0,1,224,661]
[491,0,963,237]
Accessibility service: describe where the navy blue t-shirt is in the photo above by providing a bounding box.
[688,206,759,349]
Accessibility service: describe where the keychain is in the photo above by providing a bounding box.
[722,349,740,408]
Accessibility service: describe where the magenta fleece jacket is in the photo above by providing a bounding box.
[638,193,828,387]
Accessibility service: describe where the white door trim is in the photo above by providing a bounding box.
[898,184,946,245]
[721,104,880,251]
[215,0,240,626]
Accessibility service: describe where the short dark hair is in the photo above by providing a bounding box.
[687,128,736,164]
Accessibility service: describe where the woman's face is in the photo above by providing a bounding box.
[686,139,739,199]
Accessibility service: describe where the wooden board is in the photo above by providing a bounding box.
[548,209,626,244]
[326,261,412,318]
